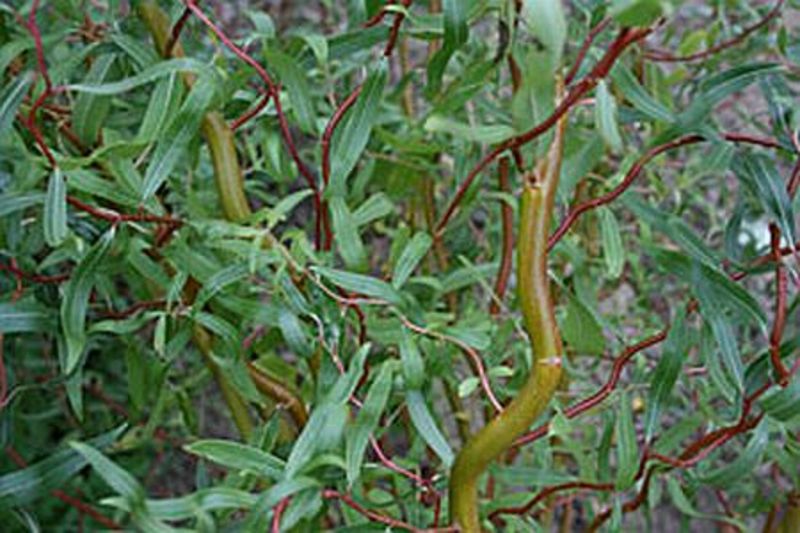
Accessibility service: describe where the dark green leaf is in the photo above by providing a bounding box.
[43,168,67,247]
[61,227,115,374]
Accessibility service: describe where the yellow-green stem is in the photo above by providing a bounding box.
[449,111,567,532]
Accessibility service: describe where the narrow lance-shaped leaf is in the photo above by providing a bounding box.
[644,313,688,442]
[346,362,394,486]
[522,0,567,67]
[184,440,285,480]
[61,227,116,374]
[329,61,387,196]
[69,442,143,501]
[399,330,425,389]
[599,207,624,279]
[264,47,317,134]
[0,426,124,507]
[392,232,432,289]
[735,154,796,244]
[615,392,638,489]
[329,197,367,271]
[312,266,404,306]
[73,53,116,145]
[426,0,470,94]
[67,57,209,94]
[43,168,68,247]
[406,390,454,467]
[136,73,183,142]
[698,420,768,486]
[0,301,56,333]
[0,72,34,136]
[611,65,674,124]
[595,80,623,152]
[142,74,217,201]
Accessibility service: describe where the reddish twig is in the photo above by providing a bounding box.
[383,0,413,57]
[548,135,704,250]
[435,27,652,236]
[67,197,182,226]
[181,0,323,244]
[644,0,784,63]
[565,18,611,86]
[322,489,453,532]
[546,131,783,250]
[320,85,363,249]
[0,261,70,284]
[512,328,669,448]
[489,481,614,519]
[769,224,790,386]
[271,496,291,533]
[165,6,192,58]
[97,299,165,319]
[230,85,272,132]
[489,157,514,315]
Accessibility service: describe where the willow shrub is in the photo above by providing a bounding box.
[1,0,799,531]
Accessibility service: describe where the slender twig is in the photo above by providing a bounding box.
[435,27,652,236]
[644,0,784,63]
[490,158,514,316]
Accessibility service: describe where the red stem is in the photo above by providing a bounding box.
[435,27,652,236]
[644,0,784,63]
[489,157,514,315]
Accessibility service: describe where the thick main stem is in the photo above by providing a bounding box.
[138,0,306,437]
[449,116,566,531]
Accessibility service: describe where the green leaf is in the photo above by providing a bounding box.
[136,73,183,143]
[61,227,116,374]
[67,57,209,94]
[313,266,404,306]
[760,378,800,421]
[264,48,317,135]
[666,476,746,530]
[103,487,257,521]
[69,441,143,500]
[0,426,124,508]
[346,362,394,486]
[0,192,44,217]
[426,0,469,94]
[329,61,387,196]
[141,74,217,201]
[599,207,624,279]
[73,53,116,145]
[424,115,516,144]
[392,232,432,288]
[400,330,425,389]
[562,290,605,355]
[184,440,285,480]
[611,0,663,27]
[679,63,782,126]
[521,0,567,67]
[406,390,454,467]
[0,72,33,136]
[284,403,348,478]
[650,248,766,330]
[595,80,623,152]
[0,301,56,333]
[698,420,768,486]
[351,192,395,227]
[735,154,796,244]
[627,196,720,268]
[43,168,68,247]
[615,392,638,489]
[644,314,688,441]
[329,197,367,270]
[611,65,674,124]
